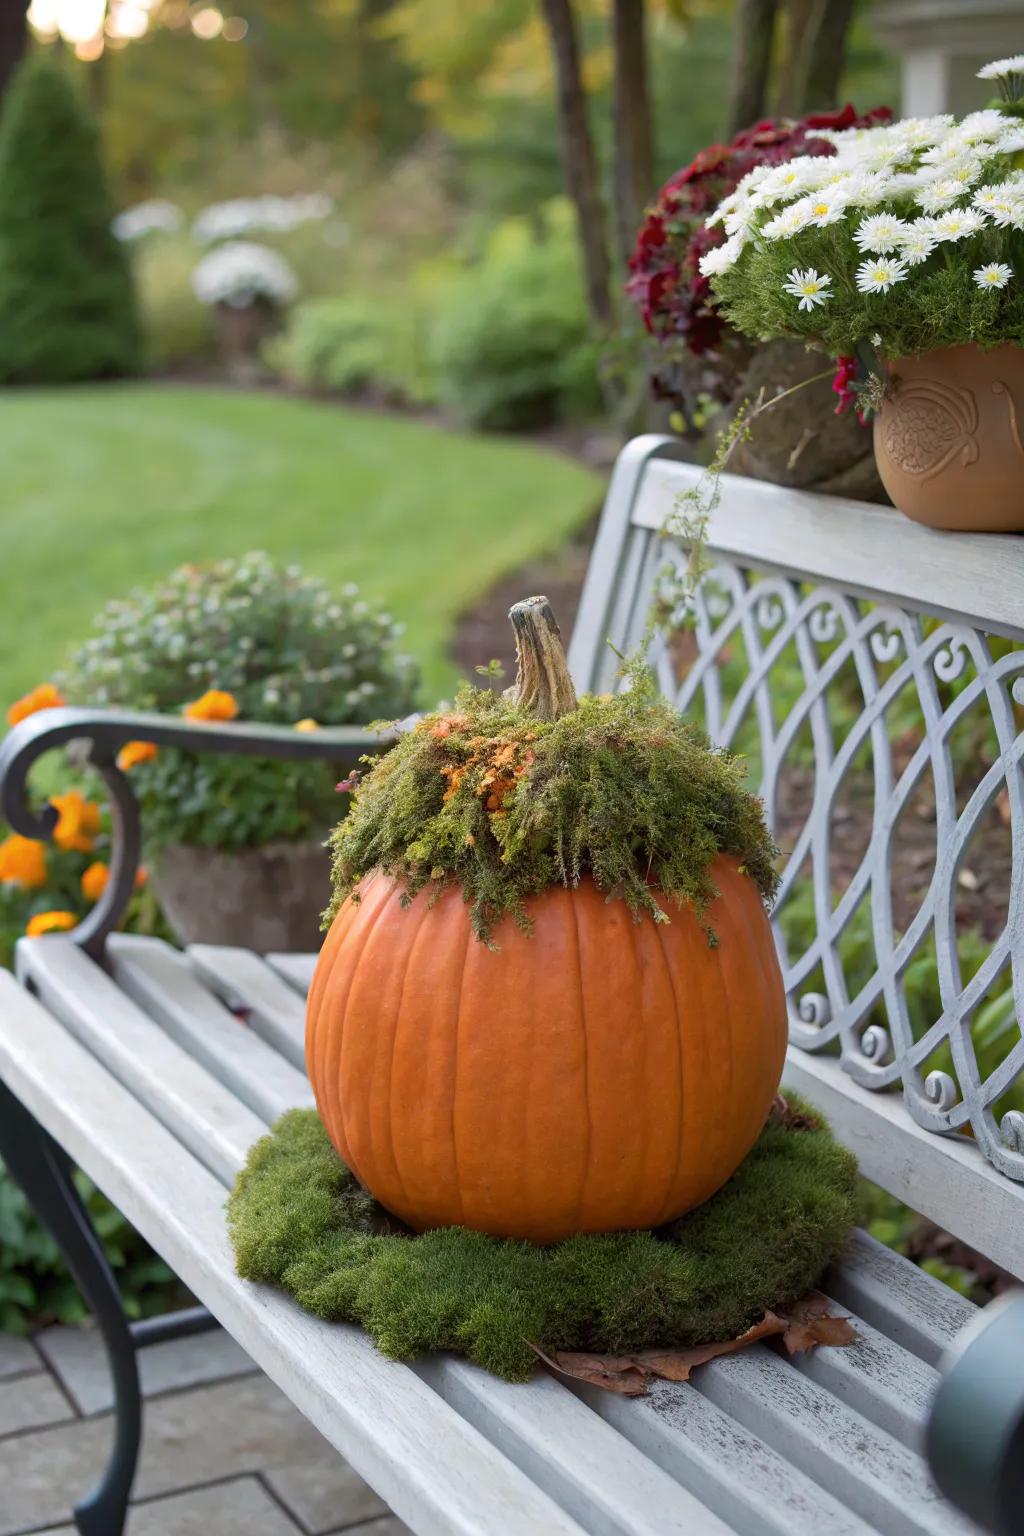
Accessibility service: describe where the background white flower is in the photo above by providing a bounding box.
[856,258,909,294]
[191,242,299,308]
[973,262,1012,290]
[897,226,937,264]
[192,194,334,245]
[112,200,183,242]
[782,267,832,311]
[698,237,744,277]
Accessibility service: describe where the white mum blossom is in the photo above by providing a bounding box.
[761,204,811,240]
[977,55,1024,81]
[853,213,911,252]
[782,267,832,311]
[192,193,334,245]
[995,126,1024,153]
[698,237,744,277]
[916,174,980,213]
[928,207,987,241]
[112,200,183,241]
[790,190,848,227]
[973,262,1013,290]
[897,224,937,265]
[191,241,299,308]
[751,158,818,207]
[855,257,910,294]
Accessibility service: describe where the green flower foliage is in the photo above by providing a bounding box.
[62,552,419,852]
[714,221,1024,360]
[328,665,778,942]
[227,1102,858,1382]
[0,53,140,383]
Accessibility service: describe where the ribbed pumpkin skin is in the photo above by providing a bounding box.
[306,856,788,1243]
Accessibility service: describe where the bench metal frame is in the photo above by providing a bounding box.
[2,434,1023,1535]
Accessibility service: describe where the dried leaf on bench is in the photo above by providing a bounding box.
[529,1295,856,1397]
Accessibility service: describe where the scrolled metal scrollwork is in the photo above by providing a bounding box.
[0,707,387,963]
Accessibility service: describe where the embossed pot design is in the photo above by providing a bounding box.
[873,343,1024,532]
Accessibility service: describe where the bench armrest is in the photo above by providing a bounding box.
[0,706,400,961]
[926,1292,1024,1534]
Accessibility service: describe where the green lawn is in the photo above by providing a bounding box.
[2,385,602,706]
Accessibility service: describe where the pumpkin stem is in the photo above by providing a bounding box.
[508,596,578,721]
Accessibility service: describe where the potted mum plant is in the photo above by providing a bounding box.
[60,553,418,951]
[697,56,1024,532]
[191,240,299,381]
[628,103,891,498]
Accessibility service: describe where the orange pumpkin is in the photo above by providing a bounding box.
[306,855,787,1243]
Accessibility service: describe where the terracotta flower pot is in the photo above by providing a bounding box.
[873,343,1024,532]
[150,838,331,953]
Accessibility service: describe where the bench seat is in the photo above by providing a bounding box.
[1,933,984,1536]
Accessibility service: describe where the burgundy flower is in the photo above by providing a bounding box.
[627,102,892,382]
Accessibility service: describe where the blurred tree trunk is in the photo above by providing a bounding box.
[799,0,856,112]
[611,0,654,267]
[0,1,29,110]
[541,0,613,327]
[727,0,778,136]
[775,0,855,116]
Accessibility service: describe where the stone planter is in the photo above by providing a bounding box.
[150,838,331,953]
[215,297,277,384]
[873,343,1024,531]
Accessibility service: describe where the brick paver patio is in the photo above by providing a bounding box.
[0,1326,409,1536]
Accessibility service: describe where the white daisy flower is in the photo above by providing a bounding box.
[916,175,979,213]
[723,203,759,238]
[977,55,1024,81]
[856,257,910,294]
[958,109,1012,141]
[853,212,911,252]
[897,225,937,264]
[754,159,818,206]
[995,127,1024,153]
[791,190,848,228]
[761,204,811,240]
[698,237,744,277]
[893,114,955,148]
[782,267,833,311]
[929,207,987,241]
[973,262,1013,290]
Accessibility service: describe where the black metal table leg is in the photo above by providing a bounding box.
[0,1081,141,1536]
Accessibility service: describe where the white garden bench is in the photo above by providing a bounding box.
[2,432,1023,1536]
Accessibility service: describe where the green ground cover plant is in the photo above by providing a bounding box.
[228,1099,857,1382]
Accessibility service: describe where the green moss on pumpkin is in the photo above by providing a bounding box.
[326,658,778,943]
[227,1100,858,1382]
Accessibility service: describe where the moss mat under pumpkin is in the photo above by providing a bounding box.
[228,1099,858,1382]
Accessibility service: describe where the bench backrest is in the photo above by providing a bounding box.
[569,435,1024,1277]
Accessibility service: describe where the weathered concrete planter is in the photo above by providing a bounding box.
[150,838,331,953]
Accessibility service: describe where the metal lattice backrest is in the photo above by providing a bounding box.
[569,437,1024,1192]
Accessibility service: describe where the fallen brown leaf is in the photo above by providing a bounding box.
[530,1293,856,1397]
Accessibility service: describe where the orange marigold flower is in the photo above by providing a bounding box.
[7,682,66,728]
[50,790,102,854]
[26,910,77,938]
[116,739,159,771]
[135,865,148,888]
[0,834,47,889]
[294,718,319,732]
[80,861,109,903]
[183,689,239,723]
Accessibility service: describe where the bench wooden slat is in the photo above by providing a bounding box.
[577,1375,877,1536]
[694,1344,979,1536]
[107,935,314,1124]
[414,1356,733,1536]
[827,1229,976,1369]
[265,951,318,994]
[0,973,591,1536]
[187,945,307,1070]
[15,937,264,1185]
[790,1293,939,1446]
